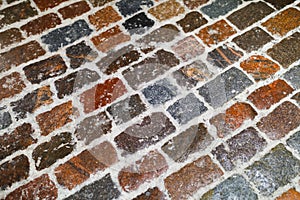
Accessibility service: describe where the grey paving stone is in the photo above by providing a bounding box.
[201,0,242,19]
[0,107,12,130]
[287,131,300,154]
[284,65,300,89]
[116,0,153,17]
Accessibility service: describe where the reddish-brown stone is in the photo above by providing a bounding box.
[59,1,90,19]
[148,0,185,21]
[276,188,300,200]
[33,0,68,11]
[0,72,26,102]
[248,79,294,110]
[89,6,122,30]
[133,187,167,200]
[0,28,24,49]
[177,11,208,33]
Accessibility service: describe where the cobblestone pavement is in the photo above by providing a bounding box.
[0,0,300,199]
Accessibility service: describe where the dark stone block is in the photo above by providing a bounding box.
[122,12,155,35]
[116,0,153,17]
[264,0,295,9]
[177,11,208,33]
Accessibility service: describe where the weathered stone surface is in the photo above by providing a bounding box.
[0,107,12,130]
[183,0,208,9]
[0,72,26,101]
[148,0,184,21]
[177,11,208,33]
[116,0,153,17]
[89,6,121,30]
[133,187,167,200]
[0,28,24,49]
[201,0,242,19]
[284,65,300,89]
[287,131,300,154]
[123,12,155,35]
[58,1,91,19]
[33,0,68,11]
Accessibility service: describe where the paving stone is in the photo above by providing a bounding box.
[171,36,205,62]
[245,144,300,195]
[0,41,46,73]
[210,102,257,138]
[55,141,118,190]
[183,0,209,9]
[240,55,280,81]
[165,155,223,199]
[248,79,294,110]
[118,151,168,191]
[167,93,207,124]
[292,92,300,105]
[64,174,120,200]
[196,20,237,47]
[0,1,37,28]
[212,127,266,171]
[207,44,243,69]
[257,101,300,140]
[114,112,176,154]
[267,32,300,68]
[201,174,258,200]
[264,0,296,9]
[0,72,26,102]
[0,107,12,130]
[0,28,24,49]
[79,78,127,113]
[24,55,67,84]
[198,67,253,108]
[0,155,29,190]
[5,174,58,200]
[262,8,300,36]
[284,65,300,89]
[233,27,273,52]
[36,101,73,136]
[107,94,146,124]
[227,2,274,30]
[55,69,100,99]
[162,123,213,162]
[116,0,153,17]
[276,188,300,200]
[41,20,92,52]
[11,86,53,120]
[123,50,179,90]
[133,187,167,200]
[32,132,75,171]
[177,11,208,33]
[97,45,141,75]
[88,0,114,7]
[200,0,242,19]
[59,1,91,19]
[21,13,61,36]
[89,6,122,30]
[0,123,36,161]
[33,0,68,11]
[287,131,300,154]
[143,79,177,105]
[123,12,155,35]
[148,0,184,21]
[91,25,131,52]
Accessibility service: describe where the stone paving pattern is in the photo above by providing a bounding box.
[0,0,300,199]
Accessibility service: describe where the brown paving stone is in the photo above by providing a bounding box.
[88,0,114,7]
[80,78,127,113]
[267,32,300,68]
[0,155,29,190]
[32,132,75,171]
[183,0,209,9]
[248,79,294,110]
[264,0,296,9]
[59,1,90,19]
[262,8,300,36]
[0,123,36,161]
[36,101,73,136]
[196,20,237,47]
[257,101,300,140]
[118,151,168,191]
[227,2,274,30]
[133,187,167,200]
[148,0,185,21]
[0,72,25,102]
[0,41,46,73]
[292,92,300,105]
[89,6,122,30]
[5,174,58,200]
[177,11,207,33]
[210,102,257,138]
[33,0,68,11]
[55,141,118,190]
[240,55,280,81]
[276,188,300,200]
[164,155,223,199]
[0,28,24,49]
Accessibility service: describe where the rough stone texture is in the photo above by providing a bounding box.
[167,93,207,124]
[5,174,58,200]
[240,55,280,81]
[198,67,253,108]
[148,0,184,21]
[267,32,300,68]
[32,132,75,171]
[118,151,168,191]
[264,0,295,9]
[65,174,120,200]
[58,1,91,19]
[287,131,300,153]
[0,28,24,49]
[245,144,300,195]
[33,0,68,11]
[212,127,266,171]
[89,6,122,30]
[114,112,176,154]
[201,0,242,19]
[284,65,300,89]
[133,187,167,200]
[233,27,273,52]
[201,174,258,200]
[162,123,213,162]
[276,188,300,200]
[248,79,294,110]
[36,101,73,136]
[183,0,208,9]
[0,108,12,130]
[0,155,29,190]
[164,155,223,200]
[123,12,155,35]
[88,0,114,7]
[292,92,300,105]
[257,101,300,140]
[107,94,146,124]
[177,11,208,33]
[79,78,127,113]
[116,0,153,17]
[227,2,274,30]
[0,72,26,101]
[41,20,92,52]
[210,102,257,138]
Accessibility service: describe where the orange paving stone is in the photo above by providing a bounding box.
[276,188,300,200]
[148,0,185,21]
[89,6,122,30]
